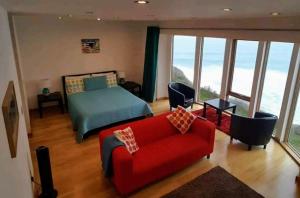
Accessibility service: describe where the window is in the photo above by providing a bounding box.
[230,40,259,97]
[167,34,300,160]
[288,93,300,153]
[199,37,226,101]
[260,42,293,116]
[172,35,196,87]
[228,96,249,116]
[227,40,259,116]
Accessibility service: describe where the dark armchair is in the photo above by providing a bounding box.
[230,112,278,151]
[168,82,195,111]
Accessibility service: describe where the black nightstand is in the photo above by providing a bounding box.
[37,92,64,118]
[120,81,142,97]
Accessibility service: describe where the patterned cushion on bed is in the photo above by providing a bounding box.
[106,74,118,88]
[65,75,90,81]
[65,78,85,94]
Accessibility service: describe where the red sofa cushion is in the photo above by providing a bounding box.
[133,133,209,179]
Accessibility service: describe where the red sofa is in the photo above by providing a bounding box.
[99,112,215,195]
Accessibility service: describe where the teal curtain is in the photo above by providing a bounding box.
[142,26,160,102]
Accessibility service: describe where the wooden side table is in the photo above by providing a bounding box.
[37,92,64,118]
[120,81,142,97]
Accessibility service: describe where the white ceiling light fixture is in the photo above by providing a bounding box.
[58,16,63,20]
[97,18,101,21]
[223,8,232,12]
[271,12,280,16]
[134,0,149,4]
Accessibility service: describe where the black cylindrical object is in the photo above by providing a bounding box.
[36,146,57,198]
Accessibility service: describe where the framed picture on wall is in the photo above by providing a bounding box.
[2,81,19,158]
[81,39,100,53]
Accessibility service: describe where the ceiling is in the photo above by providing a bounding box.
[1,0,300,21]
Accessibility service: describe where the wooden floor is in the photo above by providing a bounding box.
[29,100,300,198]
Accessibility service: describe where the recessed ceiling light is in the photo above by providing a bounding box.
[97,18,101,21]
[223,8,232,12]
[58,16,63,20]
[134,0,149,4]
[271,12,280,16]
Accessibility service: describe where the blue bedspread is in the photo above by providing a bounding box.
[68,86,153,142]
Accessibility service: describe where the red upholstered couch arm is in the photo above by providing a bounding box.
[99,130,134,194]
[99,128,125,159]
[190,118,216,151]
[113,146,133,177]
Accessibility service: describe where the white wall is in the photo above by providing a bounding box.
[156,34,172,99]
[13,15,148,109]
[9,14,32,135]
[158,16,300,42]
[160,28,300,43]
[0,5,34,198]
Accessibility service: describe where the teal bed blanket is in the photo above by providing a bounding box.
[68,86,153,143]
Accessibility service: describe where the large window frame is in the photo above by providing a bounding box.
[171,35,198,87]
[256,41,295,135]
[169,35,300,157]
[225,40,265,117]
[280,44,300,141]
[285,84,300,154]
[197,37,227,102]
[227,40,254,102]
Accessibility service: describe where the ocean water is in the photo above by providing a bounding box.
[173,36,300,124]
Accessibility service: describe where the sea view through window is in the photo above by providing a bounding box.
[172,36,299,127]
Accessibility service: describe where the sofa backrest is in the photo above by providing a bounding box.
[130,112,179,147]
[99,112,205,148]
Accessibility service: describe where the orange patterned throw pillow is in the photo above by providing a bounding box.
[114,127,139,154]
[167,106,197,134]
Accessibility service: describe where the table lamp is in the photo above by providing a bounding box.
[39,79,51,95]
[118,71,126,84]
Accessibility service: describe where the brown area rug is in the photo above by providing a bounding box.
[162,166,264,198]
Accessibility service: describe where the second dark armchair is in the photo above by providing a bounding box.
[168,82,195,111]
[230,112,278,151]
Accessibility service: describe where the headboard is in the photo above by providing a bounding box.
[62,70,117,111]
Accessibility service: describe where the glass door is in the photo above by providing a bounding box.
[172,35,197,87]
[228,40,259,116]
[288,92,300,153]
[260,42,294,116]
[199,37,226,101]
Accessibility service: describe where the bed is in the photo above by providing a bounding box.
[62,71,153,143]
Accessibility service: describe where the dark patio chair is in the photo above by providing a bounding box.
[230,112,278,150]
[168,82,195,111]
